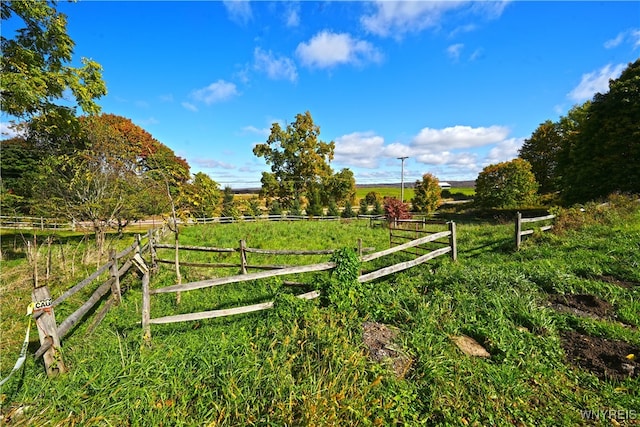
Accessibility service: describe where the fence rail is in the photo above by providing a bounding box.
[142,223,457,338]
[515,212,556,249]
[151,238,375,275]
[30,234,151,375]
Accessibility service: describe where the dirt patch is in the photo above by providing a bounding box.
[362,321,412,378]
[596,275,639,289]
[560,331,638,381]
[547,294,615,320]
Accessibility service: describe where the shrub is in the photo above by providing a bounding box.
[269,200,283,216]
[475,158,539,209]
[341,201,356,218]
[364,191,382,205]
[358,198,369,215]
[327,199,340,217]
[384,197,411,222]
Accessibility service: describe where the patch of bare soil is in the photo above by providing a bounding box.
[547,294,615,320]
[362,321,412,378]
[596,275,639,289]
[560,331,638,381]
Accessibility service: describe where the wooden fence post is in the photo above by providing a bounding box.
[515,212,522,250]
[148,229,157,271]
[142,270,151,344]
[32,286,67,376]
[109,250,121,304]
[448,221,457,261]
[239,240,248,274]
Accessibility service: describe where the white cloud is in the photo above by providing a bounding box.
[447,43,464,60]
[484,138,524,165]
[284,3,300,27]
[193,158,236,170]
[361,1,464,38]
[633,29,640,48]
[135,117,159,126]
[223,0,252,25]
[469,48,483,61]
[241,125,270,137]
[253,47,298,82]
[296,30,383,69]
[334,132,386,168]
[0,122,21,138]
[411,125,510,150]
[604,28,640,49]
[567,63,626,102]
[191,80,238,105]
[182,102,198,112]
[604,32,625,49]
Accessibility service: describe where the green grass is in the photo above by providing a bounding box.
[1,205,639,426]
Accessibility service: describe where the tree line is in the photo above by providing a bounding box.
[1,1,637,235]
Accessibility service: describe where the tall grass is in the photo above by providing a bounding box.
[1,202,639,425]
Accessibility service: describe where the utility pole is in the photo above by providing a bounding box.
[398,156,409,202]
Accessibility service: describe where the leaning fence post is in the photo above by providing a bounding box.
[32,286,67,377]
[239,239,248,274]
[515,212,522,250]
[109,250,121,305]
[448,221,457,261]
[141,270,151,344]
[147,229,157,271]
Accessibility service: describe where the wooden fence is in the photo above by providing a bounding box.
[141,223,456,340]
[151,238,376,274]
[515,212,556,249]
[29,233,153,376]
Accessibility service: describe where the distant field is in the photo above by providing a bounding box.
[355,186,475,202]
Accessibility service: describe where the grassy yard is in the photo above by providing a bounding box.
[1,199,638,426]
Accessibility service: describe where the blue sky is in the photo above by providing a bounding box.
[3,1,639,188]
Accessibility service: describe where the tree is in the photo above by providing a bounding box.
[475,159,539,209]
[221,186,239,219]
[411,173,442,214]
[306,186,324,216]
[247,197,262,217]
[327,199,340,217]
[518,120,563,194]
[289,198,303,216]
[364,191,382,205]
[181,172,221,218]
[384,198,411,223]
[253,111,335,207]
[560,59,640,203]
[372,199,384,216]
[358,198,369,215]
[1,1,106,119]
[323,168,356,206]
[341,201,355,218]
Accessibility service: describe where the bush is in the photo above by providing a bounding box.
[475,158,539,209]
[269,200,283,216]
[358,198,369,215]
[341,201,356,218]
[327,199,340,217]
[364,191,382,205]
[384,197,411,222]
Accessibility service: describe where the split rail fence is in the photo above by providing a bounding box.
[515,212,556,249]
[29,232,157,376]
[141,222,457,341]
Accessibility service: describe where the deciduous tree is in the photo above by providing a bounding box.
[518,120,563,194]
[1,1,106,120]
[475,159,539,209]
[411,173,442,214]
